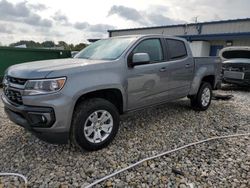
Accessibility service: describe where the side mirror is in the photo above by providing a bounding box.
[132,53,150,66]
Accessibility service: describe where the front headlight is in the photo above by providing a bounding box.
[24,77,66,96]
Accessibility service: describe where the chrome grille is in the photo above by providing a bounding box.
[223,64,250,72]
[4,88,23,105]
[7,76,27,85]
[3,76,25,105]
[244,72,250,79]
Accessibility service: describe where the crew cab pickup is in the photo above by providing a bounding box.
[2,35,221,151]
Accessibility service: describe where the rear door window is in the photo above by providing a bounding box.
[166,39,187,60]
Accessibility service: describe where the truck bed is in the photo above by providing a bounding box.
[194,57,222,89]
[194,56,221,73]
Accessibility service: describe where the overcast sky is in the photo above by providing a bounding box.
[0,0,250,45]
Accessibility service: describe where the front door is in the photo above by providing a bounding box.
[127,38,170,110]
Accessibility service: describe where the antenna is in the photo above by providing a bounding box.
[194,16,198,23]
[184,23,188,35]
[193,16,202,34]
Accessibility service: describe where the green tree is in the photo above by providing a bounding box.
[58,41,70,50]
[9,40,42,48]
[9,40,87,51]
[73,43,87,51]
[41,41,56,48]
[68,44,74,50]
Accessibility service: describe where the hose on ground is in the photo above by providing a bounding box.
[1,133,249,188]
[85,132,250,188]
[0,172,28,188]
[212,94,234,100]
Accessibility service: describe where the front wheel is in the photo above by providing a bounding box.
[71,98,120,151]
[190,82,212,111]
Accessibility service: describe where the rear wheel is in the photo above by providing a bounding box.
[190,82,212,111]
[71,98,120,151]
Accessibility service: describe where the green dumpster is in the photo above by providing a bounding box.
[0,46,71,80]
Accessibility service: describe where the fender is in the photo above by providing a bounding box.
[72,84,126,110]
[189,66,215,96]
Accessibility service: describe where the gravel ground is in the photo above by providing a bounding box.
[0,85,249,187]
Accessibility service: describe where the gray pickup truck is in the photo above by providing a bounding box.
[2,35,221,151]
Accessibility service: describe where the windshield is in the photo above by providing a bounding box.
[75,37,136,60]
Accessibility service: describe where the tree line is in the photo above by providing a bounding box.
[9,40,87,51]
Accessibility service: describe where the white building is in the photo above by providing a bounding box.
[108,18,250,57]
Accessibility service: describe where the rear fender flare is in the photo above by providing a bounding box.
[189,67,210,95]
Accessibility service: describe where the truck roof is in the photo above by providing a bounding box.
[110,34,187,41]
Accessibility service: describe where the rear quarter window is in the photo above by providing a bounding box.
[166,39,187,60]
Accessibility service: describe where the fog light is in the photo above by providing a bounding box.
[41,115,47,123]
[27,112,52,127]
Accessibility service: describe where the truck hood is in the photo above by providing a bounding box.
[6,58,107,79]
[219,46,250,61]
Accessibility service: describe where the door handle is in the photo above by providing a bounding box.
[159,67,167,72]
[185,64,191,68]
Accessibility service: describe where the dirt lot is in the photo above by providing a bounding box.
[0,86,249,187]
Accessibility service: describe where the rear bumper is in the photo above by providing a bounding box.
[1,94,69,144]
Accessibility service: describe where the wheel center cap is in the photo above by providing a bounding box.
[95,123,101,129]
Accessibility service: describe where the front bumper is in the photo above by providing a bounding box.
[1,94,69,144]
[223,78,250,86]
[222,64,250,86]
[223,71,250,86]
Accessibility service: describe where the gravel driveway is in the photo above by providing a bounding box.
[0,86,249,187]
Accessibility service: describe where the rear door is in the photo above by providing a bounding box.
[164,39,194,99]
[127,38,171,110]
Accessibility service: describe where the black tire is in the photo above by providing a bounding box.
[190,82,212,111]
[71,98,120,151]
